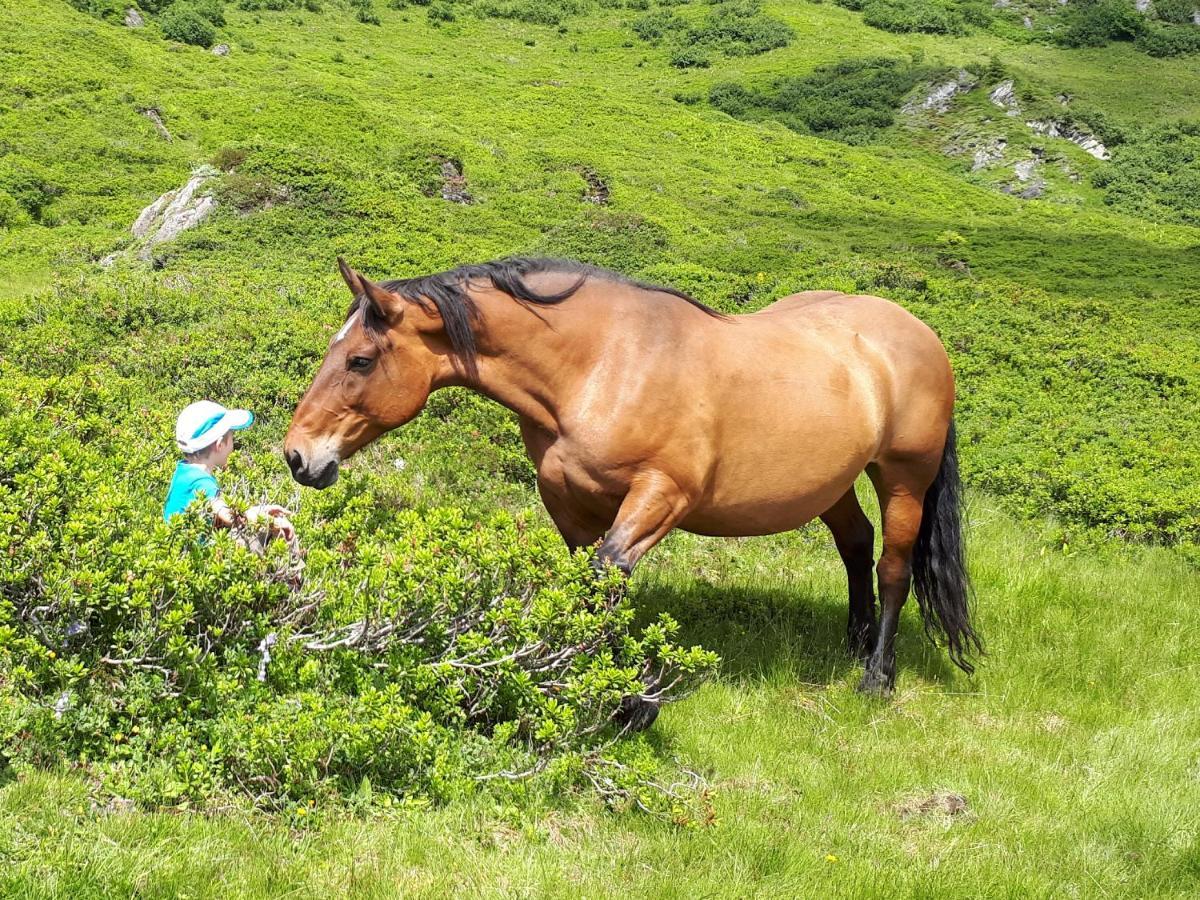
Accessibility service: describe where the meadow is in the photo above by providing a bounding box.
[2,0,1199,894]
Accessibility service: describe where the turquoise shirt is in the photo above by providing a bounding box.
[163,462,219,521]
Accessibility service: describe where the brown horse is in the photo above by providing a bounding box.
[285,257,981,704]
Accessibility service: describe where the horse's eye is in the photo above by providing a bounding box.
[349,356,373,371]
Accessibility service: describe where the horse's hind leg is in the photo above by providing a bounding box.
[860,458,934,695]
[819,487,877,660]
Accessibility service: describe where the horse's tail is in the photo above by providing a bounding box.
[911,419,982,674]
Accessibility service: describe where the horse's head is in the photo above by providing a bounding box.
[284,259,443,488]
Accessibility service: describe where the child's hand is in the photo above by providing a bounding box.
[270,515,296,543]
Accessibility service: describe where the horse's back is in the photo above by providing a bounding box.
[668,289,954,535]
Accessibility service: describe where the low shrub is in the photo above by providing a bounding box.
[161,5,219,46]
[65,0,127,20]
[858,0,968,35]
[709,57,947,144]
[670,45,711,67]
[0,363,717,812]
[1136,25,1200,57]
[1091,123,1200,225]
[351,0,382,23]
[1055,0,1147,47]
[1152,0,1197,23]
[631,0,792,58]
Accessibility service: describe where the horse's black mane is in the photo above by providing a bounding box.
[348,257,725,377]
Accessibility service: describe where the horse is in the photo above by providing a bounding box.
[285,256,981,710]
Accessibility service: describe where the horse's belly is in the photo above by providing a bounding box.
[680,439,875,537]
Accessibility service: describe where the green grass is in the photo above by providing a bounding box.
[4,494,1199,897]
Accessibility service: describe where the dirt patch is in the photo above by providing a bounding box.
[435,157,472,204]
[895,789,970,821]
[576,166,610,205]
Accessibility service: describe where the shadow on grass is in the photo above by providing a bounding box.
[631,576,958,688]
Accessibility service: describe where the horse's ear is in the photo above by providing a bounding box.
[337,256,363,295]
[359,272,403,321]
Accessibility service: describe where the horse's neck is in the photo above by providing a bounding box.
[447,290,587,436]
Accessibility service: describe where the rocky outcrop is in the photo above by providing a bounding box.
[1001,157,1045,199]
[140,107,172,142]
[124,7,144,27]
[972,137,1008,172]
[131,166,219,260]
[1026,120,1109,159]
[989,80,1020,117]
[904,70,977,114]
[1134,0,1152,12]
[213,44,230,56]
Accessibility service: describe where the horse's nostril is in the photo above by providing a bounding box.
[286,449,303,474]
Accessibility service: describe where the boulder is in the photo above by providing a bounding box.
[131,166,219,260]
[1026,120,1109,160]
[213,44,230,56]
[904,70,977,114]
[972,137,1008,172]
[989,80,1020,117]
[124,7,144,27]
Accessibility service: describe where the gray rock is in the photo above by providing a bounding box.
[1026,120,1109,160]
[1194,8,1199,24]
[993,0,1009,7]
[972,137,1008,171]
[1135,0,1151,11]
[1014,158,1039,182]
[1023,14,1033,27]
[124,7,144,27]
[1019,180,1045,199]
[212,43,230,56]
[989,80,1020,117]
[904,70,977,114]
[132,166,219,260]
[140,107,172,142]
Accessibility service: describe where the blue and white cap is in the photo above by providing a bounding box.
[175,400,254,453]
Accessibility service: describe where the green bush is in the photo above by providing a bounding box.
[710,58,947,144]
[859,0,968,35]
[351,0,381,23]
[477,0,582,25]
[1150,0,1196,23]
[1091,123,1200,225]
[0,192,26,229]
[190,0,228,25]
[65,0,127,20]
[1136,25,1200,57]
[631,0,792,58]
[161,5,219,46]
[670,45,711,67]
[1055,0,1147,47]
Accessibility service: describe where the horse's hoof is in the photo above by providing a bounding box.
[857,670,894,698]
[614,695,660,732]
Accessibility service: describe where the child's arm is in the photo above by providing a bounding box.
[208,494,236,529]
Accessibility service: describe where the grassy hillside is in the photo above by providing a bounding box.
[2,0,1200,894]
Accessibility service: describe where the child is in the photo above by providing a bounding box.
[164,400,295,544]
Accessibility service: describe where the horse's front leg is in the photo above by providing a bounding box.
[592,471,695,732]
[593,471,694,577]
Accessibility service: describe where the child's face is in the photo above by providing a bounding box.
[210,431,235,468]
